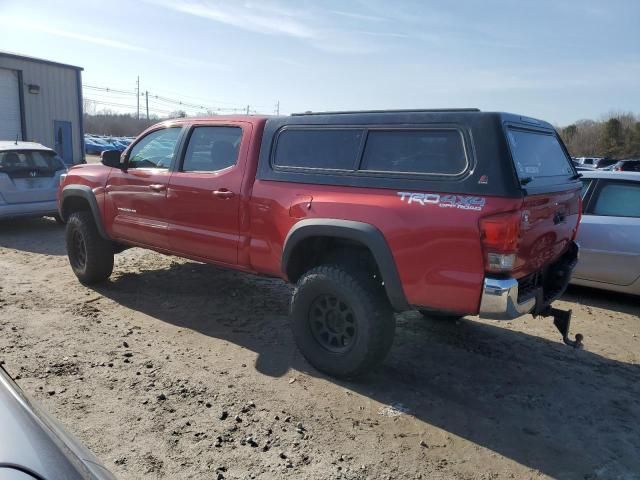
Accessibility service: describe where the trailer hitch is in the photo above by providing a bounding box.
[537,307,583,349]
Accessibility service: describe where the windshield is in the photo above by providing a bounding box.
[506,128,574,181]
[0,150,65,174]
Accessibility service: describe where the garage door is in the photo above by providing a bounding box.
[0,68,22,141]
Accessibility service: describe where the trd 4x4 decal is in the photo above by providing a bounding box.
[397,192,486,211]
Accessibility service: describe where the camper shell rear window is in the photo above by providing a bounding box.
[506,128,574,182]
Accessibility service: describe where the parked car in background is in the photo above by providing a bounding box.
[0,363,115,479]
[0,141,67,221]
[105,138,127,152]
[84,138,107,155]
[593,158,617,169]
[611,159,640,172]
[574,156,603,167]
[84,137,121,155]
[572,171,640,295]
[572,157,618,170]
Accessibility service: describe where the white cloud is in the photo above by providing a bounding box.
[354,30,410,39]
[329,10,385,22]
[147,0,316,39]
[0,15,231,71]
[145,0,388,54]
[0,17,149,53]
[400,60,640,95]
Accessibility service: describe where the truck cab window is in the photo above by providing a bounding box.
[182,126,242,172]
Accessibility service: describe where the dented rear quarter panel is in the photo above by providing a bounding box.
[249,180,523,314]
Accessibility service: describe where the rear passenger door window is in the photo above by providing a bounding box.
[592,181,640,218]
[360,129,467,175]
[182,126,242,172]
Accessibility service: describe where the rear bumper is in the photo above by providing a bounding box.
[479,277,536,320]
[479,241,579,320]
[0,200,58,219]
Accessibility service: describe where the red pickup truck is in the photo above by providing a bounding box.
[59,110,582,378]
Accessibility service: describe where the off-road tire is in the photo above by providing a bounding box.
[66,211,114,284]
[290,265,395,379]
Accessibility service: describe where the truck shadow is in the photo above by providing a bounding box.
[564,284,640,317]
[92,260,640,480]
[0,217,66,256]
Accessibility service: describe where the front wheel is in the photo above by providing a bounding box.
[66,211,114,284]
[290,265,395,379]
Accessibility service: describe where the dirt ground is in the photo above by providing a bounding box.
[1,218,639,480]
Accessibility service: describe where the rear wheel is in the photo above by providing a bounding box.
[66,211,114,284]
[290,265,395,379]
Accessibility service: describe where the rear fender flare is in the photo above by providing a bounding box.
[282,218,410,312]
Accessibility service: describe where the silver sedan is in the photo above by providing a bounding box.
[571,171,640,295]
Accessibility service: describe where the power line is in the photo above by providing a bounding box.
[84,98,174,115]
[84,80,272,117]
[83,84,137,95]
[136,76,140,120]
[81,90,140,102]
[145,87,268,109]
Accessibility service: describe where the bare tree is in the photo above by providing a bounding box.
[558,113,640,159]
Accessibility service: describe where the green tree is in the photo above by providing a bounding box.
[601,118,624,157]
[563,124,577,140]
[627,122,640,157]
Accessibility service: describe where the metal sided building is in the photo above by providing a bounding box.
[0,51,84,165]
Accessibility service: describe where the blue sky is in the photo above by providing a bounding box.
[1,0,638,124]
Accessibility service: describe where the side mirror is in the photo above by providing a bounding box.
[101,149,123,168]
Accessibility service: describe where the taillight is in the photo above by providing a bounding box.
[572,194,582,241]
[479,211,522,273]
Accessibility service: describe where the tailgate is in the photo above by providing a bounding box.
[514,189,581,278]
[505,126,581,278]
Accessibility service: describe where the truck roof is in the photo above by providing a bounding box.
[278,110,554,130]
[162,115,271,125]
[157,111,553,130]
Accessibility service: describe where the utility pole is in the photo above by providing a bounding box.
[136,76,140,120]
[276,100,280,116]
[145,91,149,122]
[246,104,250,115]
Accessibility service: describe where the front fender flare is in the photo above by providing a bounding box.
[60,185,109,239]
[282,218,410,312]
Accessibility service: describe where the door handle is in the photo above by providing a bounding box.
[212,189,235,199]
[148,184,166,192]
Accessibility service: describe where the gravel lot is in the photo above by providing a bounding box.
[1,218,639,479]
